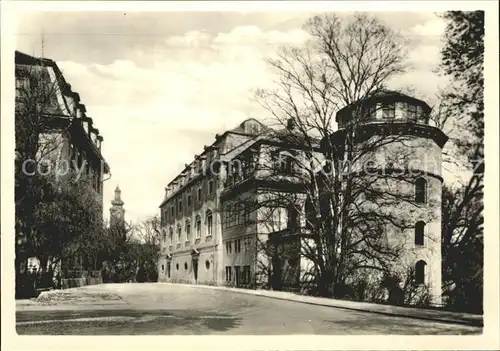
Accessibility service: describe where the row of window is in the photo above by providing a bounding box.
[225,238,252,255]
[164,180,215,222]
[223,203,252,228]
[370,102,420,121]
[161,260,212,279]
[170,152,218,192]
[225,265,252,285]
[162,210,213,245]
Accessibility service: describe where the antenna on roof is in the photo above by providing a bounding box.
[40,26,46,60]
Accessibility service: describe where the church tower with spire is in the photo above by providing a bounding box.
[110,185,125,228]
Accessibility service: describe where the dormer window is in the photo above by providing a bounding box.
[407,103,418,121]
[82,120,89,134]
[382,103,395,120]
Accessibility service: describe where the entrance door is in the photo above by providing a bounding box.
[193,259,198,282]
[234,266,240,287]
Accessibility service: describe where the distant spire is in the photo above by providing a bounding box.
[110,185,125,227]
[111,185,124,206]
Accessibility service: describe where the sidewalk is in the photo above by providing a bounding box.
[166,283,483,327]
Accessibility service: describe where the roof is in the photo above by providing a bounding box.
[336,89,432,121]
[15,50,110,173]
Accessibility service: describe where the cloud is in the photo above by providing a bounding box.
[410,18,447,37]
[407,44,442,68]
[213,25,310,45]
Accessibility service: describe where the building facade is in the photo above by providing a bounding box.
[15,51,110,273]
[158,91,448,305]
[157,118,315,287]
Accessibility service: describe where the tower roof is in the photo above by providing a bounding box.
[111,185,124,206]
[335,89,432,123]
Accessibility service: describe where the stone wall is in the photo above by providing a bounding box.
[61,277,103,289]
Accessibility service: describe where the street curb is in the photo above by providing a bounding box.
[164,283,483,328]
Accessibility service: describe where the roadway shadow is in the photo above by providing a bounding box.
[321,313,482,335]
[16,309,242,335]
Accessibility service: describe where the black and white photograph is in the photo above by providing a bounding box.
[1,1,499,350]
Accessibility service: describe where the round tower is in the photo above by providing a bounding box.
[110,185,125,228]
[322,90,448,306]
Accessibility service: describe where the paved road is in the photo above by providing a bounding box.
[16,283,481,335]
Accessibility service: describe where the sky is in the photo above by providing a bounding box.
[15,11,450,223]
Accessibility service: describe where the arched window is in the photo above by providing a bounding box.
[185,220,191,241]
[415,177,427,203]
[206,210,213,237]
[415,260,427,285]
[415,221,425,246]
[176,224,182,242]
[162,230,167,243]
[169,227,173,244]
[195,215,202,239]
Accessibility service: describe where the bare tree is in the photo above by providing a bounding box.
[250,13,439,300]
[132,216,162,282]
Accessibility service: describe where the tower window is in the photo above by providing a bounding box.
[415,221,425,246]
[382,103,395,120]
[415,260,427,285]
[415,177,427,203]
